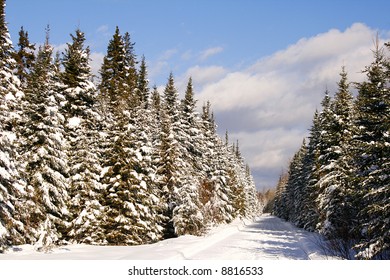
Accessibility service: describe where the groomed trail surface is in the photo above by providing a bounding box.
[0,214,335,260]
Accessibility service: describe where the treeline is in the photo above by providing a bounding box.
[0,0,260,251]
[273,41,389,259]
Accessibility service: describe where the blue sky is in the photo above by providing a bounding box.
[6,0,390,189]
[8,0,390,83]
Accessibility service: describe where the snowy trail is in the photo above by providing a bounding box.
[0,214,333,260]
[185,214,327,260]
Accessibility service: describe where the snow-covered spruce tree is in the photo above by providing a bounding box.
[0,0,30,251]
[323,68,357,238]
[352,43,390,259]
[148,85,170,238]
[200,102,234,224]
[244,164,261,218]
[149,85,163,170]
[60,29,106,244]
[172,173,204,236]
[197,102,215,219]
[227,142,251,219]
[231,141,260,218]
[123,32,138,107]
[98,27,138,110]
[156,73,185,238]
[99,27,132,103]
[20,29,70,249]
[97,28,127,183]
[162,72,180,125]
[12,26,35,89]
[272,171,289,218]
[99,28,161,245]
[135,55,150,109]
[317,68,356,241]
[102,115,162,245]
[98,27,138,163]
[300,110,321,231]
[179,77,204,169]
[156,109,179,238]
[149,85,163,150]
[126,58,165,242]
[314,91,336,232]
[97,37,126,243]
[229,168,246,218]
[172,78,205,236]
[286,140,308,226]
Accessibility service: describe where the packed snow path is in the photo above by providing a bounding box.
[0,214,332,260]
[177,214,330,260]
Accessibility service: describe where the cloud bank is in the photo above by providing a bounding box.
[193,23,389,188]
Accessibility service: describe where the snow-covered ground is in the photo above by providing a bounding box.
[0,214,335,260]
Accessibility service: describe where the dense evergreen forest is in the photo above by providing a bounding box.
[0,0,261,252]
[273,42,390,259]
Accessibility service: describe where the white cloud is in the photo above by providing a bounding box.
[182,65,228,87]
[193,23,390,188]
[199,46,224,61]
[199,23,378,113]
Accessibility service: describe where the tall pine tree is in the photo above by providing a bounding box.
[353,43,390,259]
[60,29,105,244]
[20,28,70,249]
[0,0,29,251]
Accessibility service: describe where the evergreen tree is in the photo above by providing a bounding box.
[163,72,180,124]
[12,26,35,88]
[102,121,161,244]
[172,174,204,236]
[20,30,70,249]
[272,171,289,218]
[99,28,162,245]
[151,85,161,115]
[135,55,150,108]
[0,0,31,251]
[60,29,105,244]
[287,140,308,226]
[180,77,203,173]
[173,78,205,235]
[314,90,334,232]
[156,73,187,237]
[0,0,21,110]
[126,61,165,242]
[353,43,390,259]
[99,26,129,109]
[316,70,356,241]
[243,164,260,217]
[122,31,138,106]
[200,102,235,224]
[156,109,179,238]
[300,110,321,231]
